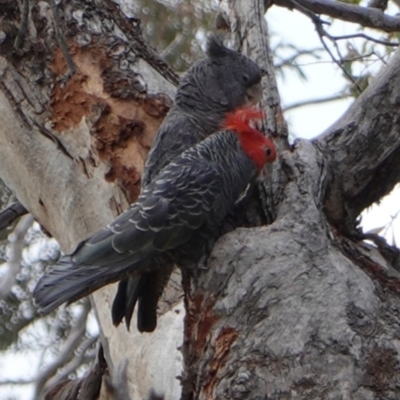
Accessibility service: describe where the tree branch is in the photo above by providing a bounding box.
[43,343,107,400]
[0,1,180,398]
[315,47,400,231]
[327,32,398,47]
[14,0,29,53]
[0,379,34,385]
[218,0,290,225]
[45,335,98,389]
[0,201,28,231]
[0,214,33,299]
[273,0,400,32]
[34,300,91,398]
[283,93,351,112]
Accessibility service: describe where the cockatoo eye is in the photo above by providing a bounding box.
[266,148,272,156]
[242,74,249,82]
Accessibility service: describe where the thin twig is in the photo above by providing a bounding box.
[274,48,323,70]
[14,0,30,53]
[327,32,398,47]
[293,52,380,66]
[273,0,400,32]
[286,0,366,94]
[285,0,330,25]
[315,22,363,94]
[284,93,352,111]
[47,0,76,81]
[34,299,91,399]
[45,335,98,390]
[0,379,34,385]
[160,33,184,59]
[0,214,34,299]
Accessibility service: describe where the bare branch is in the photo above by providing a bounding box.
[43,343,106,400]
[314,20,363,93]
[283,93,352,111]
[274,48,322,71]
[368,0,389,11]
[14,0,29,53]
[273,0,400,32]
[315,48,400,231]
[160,34,184,59]
[0,201,28,231]
[284,0,330,25]
[327,32,398,47]
[0,378,34,385]
[34,299,91,398]
[0,214,34,299]
[45,335,98,389]
[47,0,76,81]
[284,0,394,93]
[280,0,363,91]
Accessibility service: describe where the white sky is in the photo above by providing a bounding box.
[1,4,400,400]
[267,5,400,245]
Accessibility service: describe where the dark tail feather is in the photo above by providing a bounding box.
[125,276,143,330]
[137,266,174,332]
[112,279,128,326]
[33,258,130,315]
[112,276,147,331]
[137,273,160,332]
[112,277,141,329]
[111,266,174,333]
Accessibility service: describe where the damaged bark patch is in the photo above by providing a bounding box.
[49,41,171,203]
[93,109,144,203]
[365,345,400,391]
[182,291,219,399]
[105,162,141,203]
[50,71,95,132]
[187,292,219,357]
[183,290,238,400]
[202,327,238,399]
[142,93,172,118]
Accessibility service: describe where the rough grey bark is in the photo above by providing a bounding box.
[316,53,400,231]
[181,1,400,399]
[184,137,400,399]
[0,0,181,398]
[1,0,400,400]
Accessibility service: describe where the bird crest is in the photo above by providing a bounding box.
[223,108,264,132]
[206,34,229,58]
[223,108,276,170]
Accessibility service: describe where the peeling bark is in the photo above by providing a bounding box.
[0,0,180,398]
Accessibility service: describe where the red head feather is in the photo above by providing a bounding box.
[223,108,276,170]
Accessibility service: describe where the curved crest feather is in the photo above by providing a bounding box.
[206,34,229,58]
[224,108,263,133]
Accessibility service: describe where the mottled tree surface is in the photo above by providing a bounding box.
[1,0,400,399]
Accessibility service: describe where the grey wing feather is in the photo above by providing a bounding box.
[33,156,226,315]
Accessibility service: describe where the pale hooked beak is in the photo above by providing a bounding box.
[245,82,263,106]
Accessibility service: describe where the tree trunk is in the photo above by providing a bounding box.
[1,0,400,399]
[0,0,182,398]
